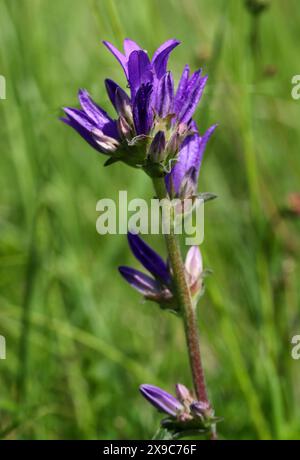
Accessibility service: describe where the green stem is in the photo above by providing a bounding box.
[152,177,210,407]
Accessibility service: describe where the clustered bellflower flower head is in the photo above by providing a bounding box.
[61,38,216,189]
[118,232,204,312]
[140,384,217,436]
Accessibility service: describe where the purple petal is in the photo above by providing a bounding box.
[76,90,119,139]
[62,106,119,152]
[140,384,183,417]
[105,79,122,108]
[127,232,170,284]
[166,124,217,194]
[152,39,180,79]
[133,83,153,135]
[190,400,210,416]
[102,40,128,76]
[165,133,200,194]
[154,71,174,118]
[92,128,120,153]
[196,123,217,168]
[61,115,105,153]
[105,79,131,115]
[63,107,95,131]
[127,50,153,99]
[103,39,145,79]
[177,166,198,198]
[123,38,141,56]
[118,266,160,296]
[177,71,208,123]
[78,89,113,127]
[174,65,190,115]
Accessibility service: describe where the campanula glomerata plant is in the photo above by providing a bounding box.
[61,38,218,440]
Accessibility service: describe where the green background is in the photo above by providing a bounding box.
[0,0,300,440]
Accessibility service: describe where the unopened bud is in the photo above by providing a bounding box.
[178,167,197,199]
[190,401,211,418]
[185,246,203,282]
[148,131,166,163]
[115,87,133,123]
[185,246,203,298]
[117,116,133,141]
[175,383,192,403]
[166,131,181,156]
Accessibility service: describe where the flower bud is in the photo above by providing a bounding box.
[117,116,133,141]
[148,131,166,163]
[185,246,203,298]
[115,87,133,123]
[165,131,181,156]
[185,246,203,282]
[139,384,183,417]
[190,400,211,418]
[140,383,217,436]
[178,167,197,199]
[175,383,192,403]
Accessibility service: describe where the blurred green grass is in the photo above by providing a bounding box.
[0,0,300,440]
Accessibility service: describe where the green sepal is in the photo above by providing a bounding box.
[197,192,218,202]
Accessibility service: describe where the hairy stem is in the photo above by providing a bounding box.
[152,177,210,407]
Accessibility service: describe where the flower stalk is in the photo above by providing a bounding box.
[152,177,212,417]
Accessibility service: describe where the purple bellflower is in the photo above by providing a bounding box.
[118,232,204,311]
[140,384,184,418]
[165,122,217,199]
[61,38,216,182]
[140,383,211,426]
[118,232,174,310]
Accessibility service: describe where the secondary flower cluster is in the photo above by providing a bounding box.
[61,38,216,198]
[140,383,215,436]
[119,232,204,312]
